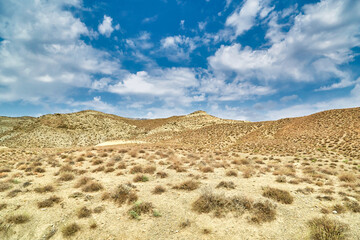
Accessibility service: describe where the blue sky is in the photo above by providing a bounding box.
[0,0,359,121]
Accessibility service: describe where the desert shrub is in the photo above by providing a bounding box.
[152,186,166,194]
[200,166,214,173]
[7,214,30,224]
[59,164,73,173]
[34,167,45,173]
[216,181,235,189]
[262,187,294,204]
[92,166,105,173]
[112,185,138,206]
[308,217,348,240]
[76,157,85,162]
[82,182,103,192]
[156,171,168,178]
[92,159,103,165]
[93,206,105,213]
[117,163,127,169]
[105,167,115,173]
[250,201,277,224]
[0,203,7,211]
[34,185,55,193]
[74,177,91,188]
[345,201,360,213]
[192,191,252,217]
[226,170,238,177]
[133,175,149,183]
[37,196,61,208]
[242,167,254,178]
[128,201,154,219]
[130,166,143,174]
[173,180,200,191]
[143,166,156,174]
[62,223,80,237]
[7,189,21,198]
[59,173,74,181]
[338,173,357,182]
[77,206,92,218]
[0,182,11,192]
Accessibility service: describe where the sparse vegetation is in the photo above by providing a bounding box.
[262,187,294,204]
[152,185,166,194]
[308,217,349,240]
[62,223,80,237]
[173,180,200,191]
[7,214,30,224]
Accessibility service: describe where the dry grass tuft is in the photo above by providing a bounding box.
[156,171,168,178]
[152,185,166,194]
[308,217,348,240]
[338,173,357,182]
[192,190,252,217]
[216,181,235,189]
[250,201,277,224]
[112,184,138,206]
[7,214,30,224]
[34,185,54,193]
[77,206,92,218]
[62,223,81,237]
[0,182,12,192]
[59,173,75,181]
[129,201,154,219]
[262,187,294,204]
[173,180,200,191]
[143,166,156,174]
[37,196,61,208]
[82,182,103,192]
[225,170,238,177]
[130,166,143,174]
[133,175,149,182]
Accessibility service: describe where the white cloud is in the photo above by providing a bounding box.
[280,95,298,102]
[200,71,275,101]
[98,15,119,37]
[0,0,120,103]
[198,21,207,31]
[108,67,201,106]
[209,0,360,88]
[225,0,272,37]
[68,96,118,113]
[160,35,197,61]
[142,15,158,24]
[180,20,185,30]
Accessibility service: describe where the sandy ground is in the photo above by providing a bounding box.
[0,145,359,240]
[96,140,147,147]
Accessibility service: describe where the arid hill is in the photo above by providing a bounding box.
[0,108,360,240]
[0,107,359,158]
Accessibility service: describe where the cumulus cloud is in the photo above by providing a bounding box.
[209,0,360,88]
[160,35,197,61]
[108,67,200,106]
[225,0,272,37]
[98,15,119,37]
[0,0,120,103]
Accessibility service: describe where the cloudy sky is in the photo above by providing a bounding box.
[0,0,359,121]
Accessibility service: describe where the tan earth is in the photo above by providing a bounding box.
[0,107,359,239]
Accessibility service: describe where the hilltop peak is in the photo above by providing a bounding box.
[188,110,209,116]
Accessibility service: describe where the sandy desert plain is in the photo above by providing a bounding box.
[0,108,359,240]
